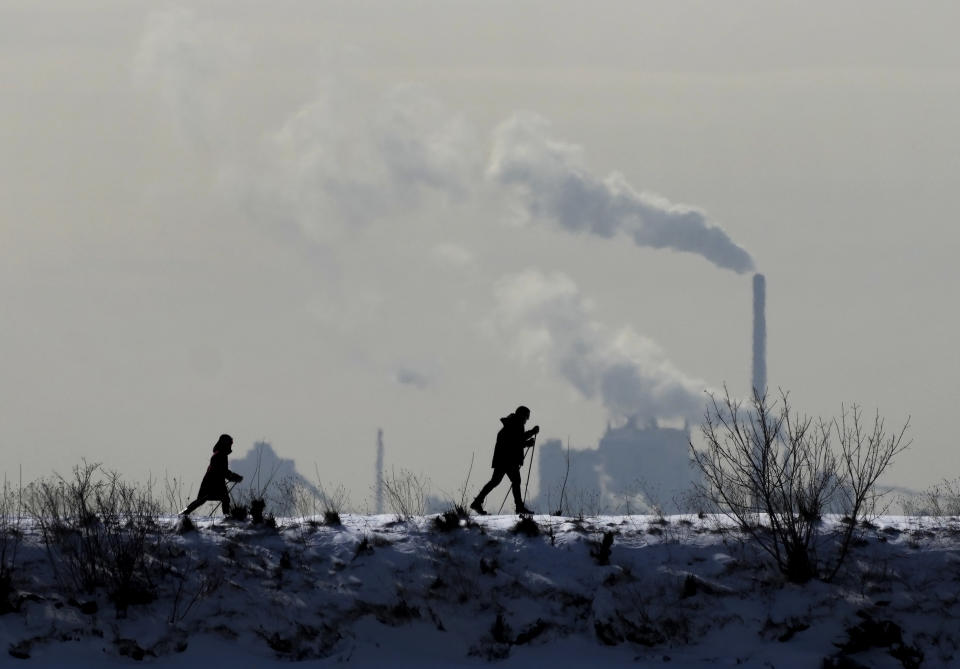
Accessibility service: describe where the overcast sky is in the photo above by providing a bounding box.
[3,1,958,502]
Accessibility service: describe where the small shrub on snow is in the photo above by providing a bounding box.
[380,468,430,519]
[512,516,540,537]
[168,567,224,623]
[353,536,374,560]
[828,611,924,669]
[313,481,349,526]
[432,507,471,533]
[250,498,266,524]
[255,622,343,661]
[468,613,513,660]
[491,612,512,644]
[590,531,615,565]
[24,462,164,613]
[479,557,498,575]
[902,478,960,517]
[175,515,196,534]
[0,479,23,614]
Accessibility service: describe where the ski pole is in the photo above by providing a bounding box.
[522,440,536,506]
[208,480,239,517]
[497,485,510,515]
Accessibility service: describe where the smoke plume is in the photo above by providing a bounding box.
[132,15,755,424]
[492,269,709,420]
[488,113,755,274]
[132,8,238,148]
[250,83,480,241]
[396,367,430,390]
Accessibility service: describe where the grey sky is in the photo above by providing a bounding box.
[3,1,958,501]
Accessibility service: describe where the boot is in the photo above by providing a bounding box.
[470,499,488,515]
[516,504,534,515]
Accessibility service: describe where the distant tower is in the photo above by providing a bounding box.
[375,429,385,514]
[752,273,767,397]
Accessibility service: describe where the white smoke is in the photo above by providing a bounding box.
[249,83,481,241]
[132,16,750,421]
[132,8,238,148]
[492,269,709,420]
[396,367,430,390]
[432,242,477,271]
[488,113,755,274]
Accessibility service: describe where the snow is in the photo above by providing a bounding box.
[2,513,959,667]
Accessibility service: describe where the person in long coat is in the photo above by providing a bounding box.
[180,434,243,516]
[470,406,539,515]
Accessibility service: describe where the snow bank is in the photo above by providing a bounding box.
[1,514,957,667]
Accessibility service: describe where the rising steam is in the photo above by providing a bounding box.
[492,269,709,420]
[133,14,752,421]
[489,113,755,274]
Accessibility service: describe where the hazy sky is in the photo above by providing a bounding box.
[3,1,958,503]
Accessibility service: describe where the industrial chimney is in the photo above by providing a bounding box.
[752,273,767,397]
[375,429,384,514]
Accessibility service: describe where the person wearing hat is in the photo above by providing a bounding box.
[180,434,244,516]
[470,406,539,515]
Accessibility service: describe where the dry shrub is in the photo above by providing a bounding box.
[24,462,164,612]
[691,389,909,583]
[381,468,429,520]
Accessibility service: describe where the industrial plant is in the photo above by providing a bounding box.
[534,273,768,514]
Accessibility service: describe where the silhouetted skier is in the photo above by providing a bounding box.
[180,434,243,516]
[471,406,539,515]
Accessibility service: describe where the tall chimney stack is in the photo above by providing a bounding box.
[752,273,767,398]
[375,429,384,514]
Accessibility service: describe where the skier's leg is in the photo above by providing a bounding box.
[220,494,231,516]
[507,469,524,509]
[181,497,206,516]
[474,470,505,506]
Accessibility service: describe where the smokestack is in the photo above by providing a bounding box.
[375,429,384,514]
[752,273,767,398]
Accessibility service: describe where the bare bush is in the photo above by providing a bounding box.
[570,487,607,519]
[432,508,470,532]
[828,404,912,580]
[552,440,572,516]
[317,482,350,525]
[381,468,429,519]
[902,478,960,517]
[690,388,909,584]
[168,566,224,623]
[24,462,165,612]
[161,472,191,516]
[266,469,350,526]
[232,444,281,517]
[258,476,299,519]
[430,455,477,521]
[0,474,23,613]
[276,476,313,519]
[512,515,540,537]
[453,453,474,516]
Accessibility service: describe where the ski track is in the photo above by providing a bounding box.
[2,514,959,667]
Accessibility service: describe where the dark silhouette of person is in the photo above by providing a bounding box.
[180,434,243,516]
[471,406,539,515]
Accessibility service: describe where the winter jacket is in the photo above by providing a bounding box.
[491,413,538,471]
[197,446,241,499]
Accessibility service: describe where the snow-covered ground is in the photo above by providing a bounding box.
[2,513,959,667]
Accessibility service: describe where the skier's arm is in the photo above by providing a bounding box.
[226,470,243,483]
[522,425,540,447]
